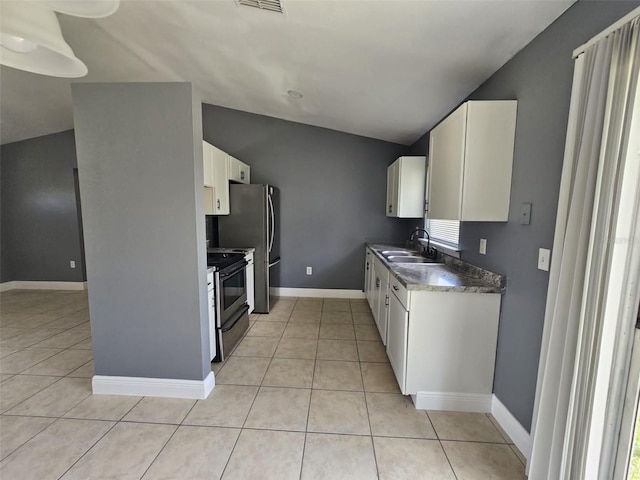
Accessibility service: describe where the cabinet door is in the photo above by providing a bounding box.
[372,271,381,327]
[377,275,389,345]
[364,249,372,298]
[211,146,230,215]
[203,141,215,187]
[461,101,517,221]
[366,258,376,310]
[396,157,426,218]
[204,186,215,215]
[387,292,408,394]
[386,162,398,217]
[428,104,466,220]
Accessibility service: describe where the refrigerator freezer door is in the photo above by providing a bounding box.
[218,184,273,313]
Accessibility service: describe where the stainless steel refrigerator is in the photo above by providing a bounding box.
[218,184,280,313]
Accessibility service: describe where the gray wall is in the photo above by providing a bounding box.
[0,130,86,283]
[202,104,414,290]
[410,0,640,431]
[72,82,210,381]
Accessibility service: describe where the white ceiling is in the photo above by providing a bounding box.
[0,0,575,146]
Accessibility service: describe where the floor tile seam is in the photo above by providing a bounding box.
[0,374,68,415]
[438,438,514,446]
[138,421,182,480]
[310,385,370,393]
[19,348,93,373]
[304,428,372,437]
[509,444,527,468]
[371,433,443,441]
[218,422,244,480]
[437,438,461,480]
[358,346,379,478]
[61,411,137,423]
[0,415,57,462]
[242,340,277,430]
[485,412,514,444]
[304,324,320,433]
[55,418,133,480]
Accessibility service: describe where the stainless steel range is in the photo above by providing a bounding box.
[208,252,250,362]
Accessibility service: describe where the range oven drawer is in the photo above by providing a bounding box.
[217,303,250,362]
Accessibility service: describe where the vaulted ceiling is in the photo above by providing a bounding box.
[0,0,575,146]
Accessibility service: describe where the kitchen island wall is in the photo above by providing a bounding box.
[202,104,413,291]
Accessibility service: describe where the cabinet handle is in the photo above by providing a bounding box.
[366,263,369,271]
[240,171,245,180]
[385,295,389,306]
[376,279,380,288]
[217,199,221,209]
[388,205,392,213]
[392,285,398,291]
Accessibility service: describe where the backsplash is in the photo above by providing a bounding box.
[206,216,219,247]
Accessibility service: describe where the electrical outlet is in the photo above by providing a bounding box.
[70,260,76,269]
[538,248,551,271]
[306,266,312,275]
[479,238,487,255]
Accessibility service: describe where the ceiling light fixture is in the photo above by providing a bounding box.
[0,0,119,78]
[287,90,303,99]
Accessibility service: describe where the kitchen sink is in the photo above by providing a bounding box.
[381,250,418,256]
[386,255,440,264]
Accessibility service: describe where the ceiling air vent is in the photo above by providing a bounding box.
[237,0,285,14]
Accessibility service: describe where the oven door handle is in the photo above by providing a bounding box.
[219,260,249,279]
[220,304,250,333]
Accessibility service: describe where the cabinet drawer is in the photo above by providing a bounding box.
[389,276,409,310]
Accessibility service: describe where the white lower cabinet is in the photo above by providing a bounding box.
[367,247,501,409]
[373,256,389,345]
[365,247,376,310]
[245,252,255,314]
[387,282,501,401]
[387,289,408,390]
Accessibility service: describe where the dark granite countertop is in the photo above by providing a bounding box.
[367,243,504,294]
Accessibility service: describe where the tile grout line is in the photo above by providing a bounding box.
[54,417,120,479]
[358,305,381,479]
[137,422,181,479]
[299,296,320,480]
[219,297,300,479]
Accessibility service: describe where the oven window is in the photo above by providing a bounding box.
[223,268,245,310]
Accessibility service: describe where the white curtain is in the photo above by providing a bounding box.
[529,14,640,480]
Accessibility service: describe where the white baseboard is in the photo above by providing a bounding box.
[270,287,365,299]
[492,394,531,461]
[0,281,87,292]
[92,371,215,399]
[412,391,493,412]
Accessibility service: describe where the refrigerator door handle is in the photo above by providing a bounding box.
[268,193,275,254]
[268,257,281,268]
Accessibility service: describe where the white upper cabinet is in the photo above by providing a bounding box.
[228,156,251,184]
[386,156,426,218]
[202,140,230,215]
[428,100,517,222]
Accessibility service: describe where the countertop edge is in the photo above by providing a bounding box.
[367,243,504,294]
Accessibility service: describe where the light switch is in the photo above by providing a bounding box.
[479,238,487,255]
[538,248,551,271]
[520,203,532,225]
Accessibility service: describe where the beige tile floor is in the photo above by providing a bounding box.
[0,290,527,479]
